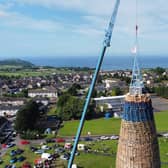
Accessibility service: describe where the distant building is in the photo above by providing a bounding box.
[94,95,125,116]
[0,98,26,106]
[35,97,49,106]
[0,84,9,95]
[0,105,20,117]
[28,88,58,98]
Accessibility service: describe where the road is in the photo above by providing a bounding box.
[151,95,168,112]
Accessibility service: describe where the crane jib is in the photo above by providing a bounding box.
[68,0,120,167]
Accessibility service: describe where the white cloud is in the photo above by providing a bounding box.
[0,10,9,17]
[0,9,62,32]
[5,0,168,38]
[1,0,168,56]
[13,0,115,15]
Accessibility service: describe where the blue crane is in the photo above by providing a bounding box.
[68,0,120,167]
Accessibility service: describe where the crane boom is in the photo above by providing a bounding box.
[68,1,120,167]
[104,0,120,47]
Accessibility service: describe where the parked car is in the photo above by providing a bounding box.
[12,132,17,137]
[55,147,65,154]
[110,135,119,140]
[20,140,30,145]
[30,146,38,152]
[10,157,17,164]
[52,153,59,159]
[100,136,109,140]
[22,162,31,168]
[34,149,44,154]
[41,145,50,150]
[16,149,24,155]
[5,165,12,168]
[60,153,70,160]
[84,137,93,141]
[7,143,15,148]
[46,139,55,143]
[10,150,17,156]
[11,165,16,168]
[18,156,25,162]
[2,144,7,148]
[56,138,65,143]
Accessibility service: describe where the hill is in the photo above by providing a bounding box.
[0,59,35,68]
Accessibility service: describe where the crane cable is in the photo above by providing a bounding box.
[135,0,138,53]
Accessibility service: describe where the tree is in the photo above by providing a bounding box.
[57,94,95,120]
[15,100,40,132]
[57,93,71,107]
[109,87,122,96]
[154,86,168,98]
[57,95,82,120]
[153,67,165,75]
[67,83,81,96]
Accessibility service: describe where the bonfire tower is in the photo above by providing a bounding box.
[116,2,161,167]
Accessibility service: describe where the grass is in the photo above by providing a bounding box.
[58,111,168,137]
[1,137,168,168]
[74,153,116,168]
[58,118,121,137]
[0,67,87,77]
[73,138,168,168]
[1,112,168,168]
[155,111,168,132]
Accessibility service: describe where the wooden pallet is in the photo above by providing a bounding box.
[116,95,161,168]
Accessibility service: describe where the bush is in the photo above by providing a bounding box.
[20,130,43,140]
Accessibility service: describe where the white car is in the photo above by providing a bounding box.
[60,154,69,160]
[41,145,50,150]
[100,136,109,140]
[110,135,119,140]
[34,149,44,154]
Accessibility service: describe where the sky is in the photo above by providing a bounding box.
[0,0,168,58]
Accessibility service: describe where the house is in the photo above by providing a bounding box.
[0,98,26,106]
[28,88,58,98]
[35,97,49,106]
[1,84,9,95]
[0,105,20,117]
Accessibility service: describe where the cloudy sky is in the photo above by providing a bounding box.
[0,0,167,58]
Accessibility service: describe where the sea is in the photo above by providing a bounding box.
[26,55,168,71]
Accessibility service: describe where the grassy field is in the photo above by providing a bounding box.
[0,69,66,77]
[0,67,90,77]
[73,138,168,168]
[58,111,168,137]
[75,153,116,168]
[1,112,168,168]
[2,139,167,168]
[155,111,168,132]
[58,118,121,137]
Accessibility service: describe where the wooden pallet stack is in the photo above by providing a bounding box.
[116,94,160,168]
